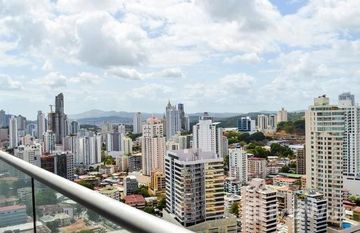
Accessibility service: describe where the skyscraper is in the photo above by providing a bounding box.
[70,120,79,135]
[305,95,344,227]
[237,116,256,132]
[133,112,142,134]
[338,92,360,195]
[165,101,181,139]
[0,110,6,128]
[192,115,226,158]
[9,115,18,149]
[141,117,166,176]
[178,103,187,131]
[229,146,248,185]
[48,93,68,145]
[37,111,46,140]
[277,107,288,123]
[165,149,224,227]
[257,114,269,131]
[241,178,277,233]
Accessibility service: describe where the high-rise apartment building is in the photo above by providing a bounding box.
[248,157,267,179]
[277,107,288,123]
[70,120,79,135]
[165,150,224,227]
[9,115,18,149]
[305,95,344,227]
[338,92,360,195]
[37,111,46,140]
[241,178,277,233]
[43,130,56,153]
[237,116,256,132]
[294,145,306,175]
[77,133,102,165]
[16,115,26,131]
[192,116,226,158]
[229,146,248,185]
[165,101,181,139]
[132,112,142,134]
[142,117,166,176]
[257,114,269,131]
[0,109,6,128]
[48,93,68,145]
[294,190,327,233]
[14,144,42,167]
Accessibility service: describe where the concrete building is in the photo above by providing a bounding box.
[122,136,133,155]
[165,149,224,227]
[98,186,120,201]
[0,205,27,227]
[150,170,166,195]
[141,117,166,176]
[224,177,241,195]
[133,112,142,134]
[70,121,79,135]
[37,110,46,140]
[14,144,42,167]
[294,190,327,233]
[338,92,360,196]
[9,115,18,149]
[192,116,226,158]
[48,93,68,145]
[241,178,277,233]
[277,108,288,123]
[165,101,181,139]
[128,154,142,172]
[43,130,56,153]
[54,152,74,181]
[248,157,267,179]
[124,175,138,196]
[77,133,102,165]
[305,95,344,227]
[237,116,256,132]
[229,146,248,185]
[292,145,306,175]
[257,114,269,132]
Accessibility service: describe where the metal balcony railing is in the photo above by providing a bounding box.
[0,150,193,233]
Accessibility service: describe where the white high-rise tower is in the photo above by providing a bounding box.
[9,115,18,149]
[133,112,142,134]
[37,111,46,140]
[305,95,344,227]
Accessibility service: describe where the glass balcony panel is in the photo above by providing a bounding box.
[0,159,35,232]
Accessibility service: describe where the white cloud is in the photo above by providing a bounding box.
[106,67,183,80]
[106,67,142,80]
[223,53,262,64]
[34,72,67,89]
[69,72,103,85]
[0,74,23,90]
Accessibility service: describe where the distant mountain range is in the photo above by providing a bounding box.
[69,109,304,127]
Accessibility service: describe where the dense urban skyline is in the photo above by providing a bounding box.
[1,0,360,118]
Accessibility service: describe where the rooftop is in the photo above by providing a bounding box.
[0,204,26,212]
[167,149,219,162]
[124,195,145,203]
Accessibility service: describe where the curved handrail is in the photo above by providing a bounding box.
[0,150,193,233]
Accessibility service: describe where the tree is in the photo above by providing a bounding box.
[135,185,150,197]
[157,196,166,210]
[78,180,95,190]
[249,132,265,142]
[279,165,290,173]
[36,189,57,205]
[144,206,155,215]
[229,203,239,217]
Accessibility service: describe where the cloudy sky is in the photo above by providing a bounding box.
[1,0,360,119]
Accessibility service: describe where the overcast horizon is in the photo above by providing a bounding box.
[1,0,360,119]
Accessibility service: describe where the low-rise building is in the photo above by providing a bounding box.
[0,205,27,227]
[123,195,146,209]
